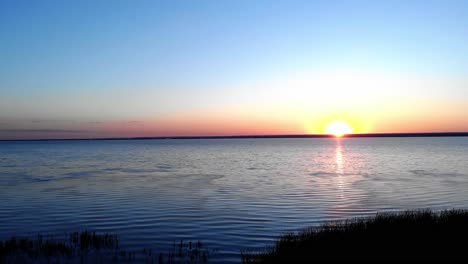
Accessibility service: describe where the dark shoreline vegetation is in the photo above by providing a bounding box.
[0,231,210,264]
[242,209,468,263]
[1,209,468,263]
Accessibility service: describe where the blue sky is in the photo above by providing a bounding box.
[1,0,467,139]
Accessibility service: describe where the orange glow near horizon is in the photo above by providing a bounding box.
[30,98,464,140]
[325,121,353,137]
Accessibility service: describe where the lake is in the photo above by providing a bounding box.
[1,137,467,262]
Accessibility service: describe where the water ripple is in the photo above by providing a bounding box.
[0,138,468,263]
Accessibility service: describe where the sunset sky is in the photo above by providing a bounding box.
[1,0,467,139]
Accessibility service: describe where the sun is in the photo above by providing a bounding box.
[325,121,353,137]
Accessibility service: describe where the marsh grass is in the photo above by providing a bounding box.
[156,240,210,264]
[3,209,468,263]
[241,209,468,263]
[0,231,210,263]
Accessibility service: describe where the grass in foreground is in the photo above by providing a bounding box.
[241,209,468,263]
[2,209,468,263]
[0,231,209,263]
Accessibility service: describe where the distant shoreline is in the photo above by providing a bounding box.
[1,132,468,142]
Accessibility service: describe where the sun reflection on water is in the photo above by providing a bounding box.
[307,138,370,218]
[335,140,344,175]
[335,139,345,199]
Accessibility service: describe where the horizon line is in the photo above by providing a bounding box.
[1,132,468,142]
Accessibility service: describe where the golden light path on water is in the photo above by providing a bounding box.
[322,137,369,212]
[335,140,344,175]
[335,139,345,200]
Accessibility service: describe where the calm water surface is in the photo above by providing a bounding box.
[1,138,468,262]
